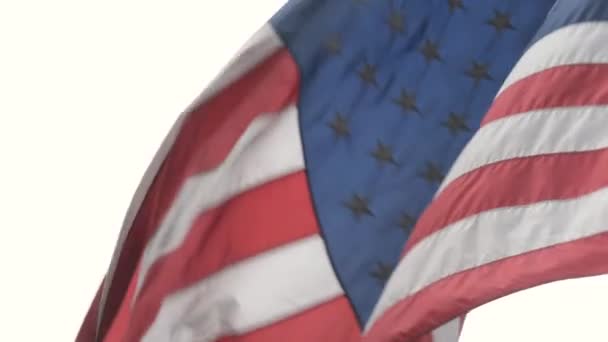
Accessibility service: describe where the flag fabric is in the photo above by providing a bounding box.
[366,1,608,340]
[76,1,608,341]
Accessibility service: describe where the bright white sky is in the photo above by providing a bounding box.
[0,1,606,342]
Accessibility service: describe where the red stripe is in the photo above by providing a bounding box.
[413,333,434,342]
[75,279,104,342]
[365,232,608,341]
[217,297,360,342]
[125,171,318,341]
[404,147,608,255]
[96,48,299,339]
[102,268,140,342]
[482,64,608,126]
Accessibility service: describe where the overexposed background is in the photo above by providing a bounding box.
[0,1,606,341]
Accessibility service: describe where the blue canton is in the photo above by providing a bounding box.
[271,0,557,326]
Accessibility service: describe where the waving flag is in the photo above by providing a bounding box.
[76,1,608,341]
[366,1,608,340]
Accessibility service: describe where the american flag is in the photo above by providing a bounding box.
[77,1,608,341]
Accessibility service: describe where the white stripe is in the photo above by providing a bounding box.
[498,21,608,96]
[97,23,284,336]
[431,318,461,342]
[135,104,304,300]
[142,235,343,342]
[367,185,608,330]
[437,105,608,195]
